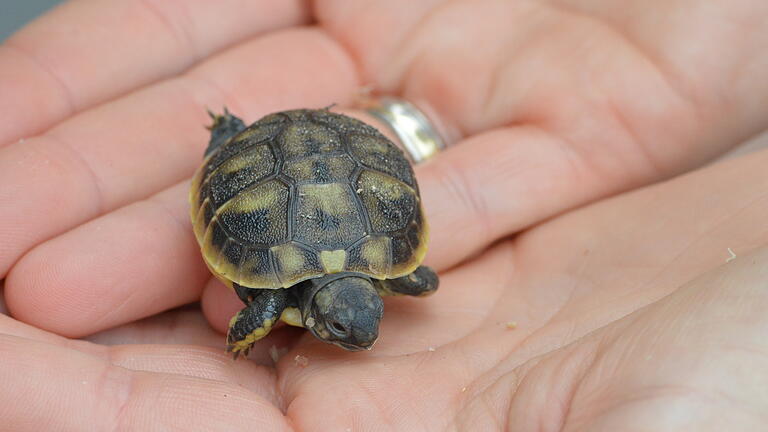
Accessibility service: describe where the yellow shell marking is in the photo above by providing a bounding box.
[271,243,313,286]
[217,179,283,215]
[356,170,416,233]
[327,156,355,176]
[295,182,366,248]
[281,122,341,159]
[298,183,355,215]
[189,166,205,219]
[239,250,281,289]
[201,223,223,269]
[192,198,211,240]
[284,158,313,179]
[283,155,356,182]
[216,144,271,175]
[360,236,391,277]
[391,204,430,278]
[200,180,289,289]
[271,243,304,275]
[320,250,346,273]
[208,260,234,291]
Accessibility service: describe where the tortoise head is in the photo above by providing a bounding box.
[303,275,383,351]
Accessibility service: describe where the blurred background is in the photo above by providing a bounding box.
[1,0,61,41]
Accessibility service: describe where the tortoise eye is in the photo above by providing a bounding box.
[329,320,348,335]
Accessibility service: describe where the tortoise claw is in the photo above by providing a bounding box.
[204,106,233,131]
[204,107,222,131]
[226,328,254,360]
[226,343,252,360]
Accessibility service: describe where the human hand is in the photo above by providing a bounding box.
[3,0,768,291]
[1,0,768,430]
[202,141,768,430]
[2,118,767,431]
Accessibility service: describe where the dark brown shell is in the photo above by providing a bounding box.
[189,109,428,289]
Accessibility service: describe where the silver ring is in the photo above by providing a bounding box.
[359,96,447,163]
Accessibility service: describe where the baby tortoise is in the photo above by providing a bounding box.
[189,108,438,356]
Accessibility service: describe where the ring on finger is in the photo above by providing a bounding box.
[358,96,447,164]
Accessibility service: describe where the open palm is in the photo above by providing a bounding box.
[1,1,767,430]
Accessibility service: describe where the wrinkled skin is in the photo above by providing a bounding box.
[1,1,767,430]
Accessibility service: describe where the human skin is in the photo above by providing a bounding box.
[0,0,767,430]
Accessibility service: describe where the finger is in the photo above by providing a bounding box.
[497,246,768,431]
[0,310,280,399]
[321,0,768,151]
[415,124,767,270]
[6,179,305,354]
[278,149,768,431]
[450,147,768,373]
[350,116,698,271]
[319,0,768,266]
[87,305,224,348]
[108,344,283,406]
[10,114,550,337]
[6,182,208,337]
[87,304,302,367]
[0,310,75,349]
[270,251,513,431]
[0,334,291,431]
[416,125,602,269]
[0,28,359,277]
[0,0,309,146]
[201,278,247,335]
[6,109,554,338]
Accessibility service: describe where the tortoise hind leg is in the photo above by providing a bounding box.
[205,108,246,156]
[376,266,439,297]
[227,287,289,358]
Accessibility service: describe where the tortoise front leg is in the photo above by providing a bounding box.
[227,287,289,358]
[205,108,246,156]
[376,266,439,297]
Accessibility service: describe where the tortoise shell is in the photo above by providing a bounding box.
[189,109,429,289]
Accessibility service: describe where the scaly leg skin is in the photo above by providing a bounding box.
[227,287,289,359]
[205,107,246,156]
[376,266,439,297]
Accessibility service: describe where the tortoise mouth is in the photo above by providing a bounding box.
[335,341,374,352]
[306,325,377,352]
